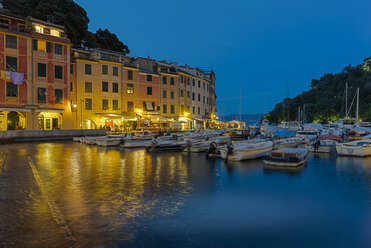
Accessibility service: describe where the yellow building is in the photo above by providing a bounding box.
[71,48,123,130]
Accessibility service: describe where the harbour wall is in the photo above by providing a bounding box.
[0,129,107,144]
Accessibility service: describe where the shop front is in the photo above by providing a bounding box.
[37,109,64,130]
[0,108,29,131]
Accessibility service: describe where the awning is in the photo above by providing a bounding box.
[96,113,137,121]
[193,118,204,122]
[145,102,153,111]
[0,107,31,112]
[36,108,64,113]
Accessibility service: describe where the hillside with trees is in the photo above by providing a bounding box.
[3,0,130,54]
[266,60,371,124]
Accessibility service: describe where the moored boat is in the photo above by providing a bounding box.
[263,148,308,167]
[96,138,122,147]
[146,138,186,152]
[219,141,273,161]
[336,139,371,157]
[305,139,337,153]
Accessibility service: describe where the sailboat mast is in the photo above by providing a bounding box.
[345,82,348,118]
[356,87,359,121]
[239,86,242,122]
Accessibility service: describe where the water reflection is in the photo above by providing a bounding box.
[1,142,371,247]
[263,163,307,175]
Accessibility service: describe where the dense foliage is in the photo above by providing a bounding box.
[3,0,130,54]
[266,63,371,124]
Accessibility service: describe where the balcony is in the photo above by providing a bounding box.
[0,24,31,35]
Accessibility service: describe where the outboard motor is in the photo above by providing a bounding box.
[226,140,234,155]
[207,142,217,156]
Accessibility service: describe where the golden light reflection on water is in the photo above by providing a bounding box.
[30,143,194,246]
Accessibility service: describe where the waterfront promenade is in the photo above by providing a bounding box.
[1,141,370,247]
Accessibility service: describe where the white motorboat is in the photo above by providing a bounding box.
[121,139,152,148]
[336,139,371,157]
[263,148,308,167]
[96,138,122,147]
[146,138,187,152]
[305,139,337,153]
[219,141,273,161]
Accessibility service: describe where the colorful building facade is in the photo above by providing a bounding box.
[0,10,72,131]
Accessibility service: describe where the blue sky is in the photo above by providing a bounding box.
[76,0,371,115]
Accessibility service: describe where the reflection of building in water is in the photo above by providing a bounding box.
[30,144,219,246]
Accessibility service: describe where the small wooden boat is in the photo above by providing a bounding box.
[263,148,308,167]
[336,139,371,157]
[305,139,337,153]
[273,137,301,149]
[219,141,273,161]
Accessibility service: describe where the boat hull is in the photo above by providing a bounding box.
[220,146,272,161]
[336,144,371,157]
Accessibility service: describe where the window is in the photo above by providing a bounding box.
[203,83,205,89]
[112,83,119,93]
[102,65,108,75]
[187,91,190,98]
[37,40,46,52]
[113,100,119,110]
[127,83,134,94]
[6,35,17,49]
[102,82,109,92]
[170,91,174,99]
[85,64,92,75]
[85,99,92,110]
[187,105,190,112]
[102,99,109,110]
[205,109,208,115]
[128,70,133,80]
[54,44,62,55]
[181,75,183,83]
[162,90,167,98]
[37,87,46,103]
[35,25,44,34]
[207,85,209,91]
[50,29,61,37]
[127,101,134,112]
[192,93,195,101]
[170,105,175,114]
[163,76,167,84]
[203,96,205,103]
[198,107,200,114]
[163,104,167,114]
[207,97,209,104]
[70,64,73,74]
[170,77,174,85]
[113,66,118,76]
[85,82,92,93]
[55,89,63,104]
[192,106,195,114]
[6,56,17,72]
[0,18,9,29]
[198,94,201,102]
[193,79,195,86]
[198,81,201,88]
[147,87,152,95]
[180,105,184,115]
[55,65,63,79]
[187,78,190,85]
[180,89,184,97]
[38,63,46,77]
[147,75,152,82]
[70,82,73,92]
[6,82,18,97]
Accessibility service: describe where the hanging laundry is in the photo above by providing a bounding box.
[10,72,24,85]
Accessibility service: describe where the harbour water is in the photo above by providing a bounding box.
[0,141,371,247]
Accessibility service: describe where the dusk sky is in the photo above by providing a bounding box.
[76,0,371,116]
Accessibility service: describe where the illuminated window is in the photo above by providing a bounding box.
[37,40,46,52]
[112,100,119,110]
[50,29,60,37]
[35,25,44,34]
[55,89,63,103]
[127,83,134,94]
[102,99,109,110]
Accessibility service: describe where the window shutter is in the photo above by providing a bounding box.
[32,39,38,50]
[46,42,51,53]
